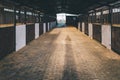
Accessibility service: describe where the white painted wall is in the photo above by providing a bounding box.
[88,23,93,39]
[78,22,80,30]
[82,22,85,33]
[102,25,111,49]
[35,23,39,39]
[43,23,46,33]
[48,23,50,31]
[16,25,26,51]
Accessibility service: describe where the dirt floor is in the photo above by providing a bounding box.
[0,27,120,80]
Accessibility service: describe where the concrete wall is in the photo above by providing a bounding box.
[35,23,39,39]
[16,25,26,51]
[102,25,111,49]
[88,23,93,39]
[82,22,85,33]
[78,22,80,30]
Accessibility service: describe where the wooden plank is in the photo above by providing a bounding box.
[112,24,120,27]
[0,23,25,28]
[26,23,34,25]
[0,24,14,28]
[92,23,102,25]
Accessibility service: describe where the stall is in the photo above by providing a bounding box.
[0,5,15,59]
[15,8,26,51]
[111,5,120,54]
[101,8,111,49]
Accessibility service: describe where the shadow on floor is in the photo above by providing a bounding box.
[62,35,79,80]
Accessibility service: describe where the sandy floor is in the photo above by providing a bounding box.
[0,27,120,80]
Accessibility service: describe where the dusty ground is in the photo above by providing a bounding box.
[0,27,120,80]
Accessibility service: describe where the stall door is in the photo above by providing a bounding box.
[80,22,82,31]
[111,27,120,54]
[0,27,15,59]
[26,24,35,44]
[93,24,101,43]
[39,23,43,35]
[85,22,88,35]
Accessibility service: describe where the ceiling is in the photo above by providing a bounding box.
[1,0,119,16]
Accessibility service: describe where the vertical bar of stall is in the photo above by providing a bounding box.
[24,8,27,24]
[101,9,103,24]
[109,6,112,26]
[14,7,16,51]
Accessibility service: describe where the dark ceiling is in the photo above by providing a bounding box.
[1,0,119,16]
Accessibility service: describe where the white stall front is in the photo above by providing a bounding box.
[16,25,26,51]
[43,23,46,33]
[78,22,80,30]
[102,25,111,49]
[88,23,93,39]
[82,22,85,33]
[35,23,39,39]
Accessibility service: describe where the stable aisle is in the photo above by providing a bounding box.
[0,27,120,80]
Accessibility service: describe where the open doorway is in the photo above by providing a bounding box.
[57,13,66,27]
[56,13,78,27]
